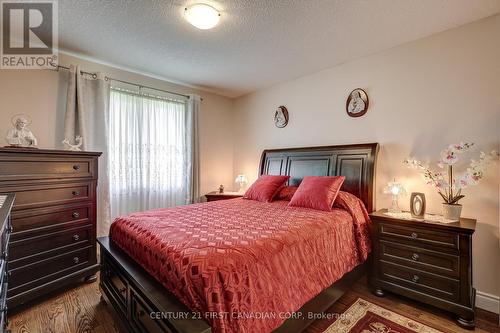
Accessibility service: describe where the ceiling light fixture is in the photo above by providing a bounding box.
[184,3,220,30]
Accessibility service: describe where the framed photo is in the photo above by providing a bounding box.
[346,88,369,117]
[410,192,426,219]
[274,106,289,128]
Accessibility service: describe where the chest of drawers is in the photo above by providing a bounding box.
[0,148,101,308]
[368,209,476,329]
[0,194,13,332]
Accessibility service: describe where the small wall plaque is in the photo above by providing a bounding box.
[274,106,289,128]
[346,88,369,117]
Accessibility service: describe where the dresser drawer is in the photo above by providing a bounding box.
[380,261,460,302]
[9,247,92,292]
[0,158,94,181]
[380,240,459,278]
[0,275,6,331]
[9,225,93,268]
[379,223,458,251]
[101,256,128,315]
[10,204,91,238]
[2,182,92,211]
[131,290,173,333]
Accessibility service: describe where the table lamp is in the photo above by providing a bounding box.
[384,179,406,213]
[235,175,248,193]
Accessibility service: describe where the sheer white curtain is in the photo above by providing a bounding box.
[109,88,194,217]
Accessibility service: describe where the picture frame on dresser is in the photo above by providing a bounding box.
[0,148,101,309]
[368,209,476,329]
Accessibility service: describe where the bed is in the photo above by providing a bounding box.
[98,143,379,333]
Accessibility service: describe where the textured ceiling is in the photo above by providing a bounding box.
[58,0,500,97]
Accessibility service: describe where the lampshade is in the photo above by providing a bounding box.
[184,4,221,30]
[235,174,248,192]
[235,175,248,184]
[383,179,406,213]
[383,180,406,197]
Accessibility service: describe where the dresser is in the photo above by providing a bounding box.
[0,194,13,332]
[368,209,476,329]
[0,148,101,308]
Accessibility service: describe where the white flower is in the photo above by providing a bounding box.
[404,143,497,204]
[450,142,474,153]
[440,148,458,165]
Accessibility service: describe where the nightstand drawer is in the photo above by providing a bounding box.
[380,240,459,278]
[379,223,458,251]
[380,261,460,302]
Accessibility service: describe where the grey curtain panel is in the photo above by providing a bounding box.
[63,65,112,236]
[187,94,201,203]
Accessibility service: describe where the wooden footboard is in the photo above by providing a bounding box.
[98,237,211,333]
[98,236,365,333]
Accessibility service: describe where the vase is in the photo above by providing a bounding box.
[442,203,462,221]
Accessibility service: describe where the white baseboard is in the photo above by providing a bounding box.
[476,290,499,314]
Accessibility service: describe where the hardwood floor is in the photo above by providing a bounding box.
[8,275,499,333]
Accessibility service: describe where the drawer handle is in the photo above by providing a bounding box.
[412,275,420,283]
[72,212,80,219]
[73,257,80,264]
[411,253,419,261]
[410,232,418,239]
[72,234,80,241]
[1,251,8,261]
[72,190,80,196]
[6,226,12,233]
[73,165,81,170]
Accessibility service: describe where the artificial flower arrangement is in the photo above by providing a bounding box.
[404,142,498,220]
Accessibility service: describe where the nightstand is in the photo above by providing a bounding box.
[205,191,243,202]
[368,209,476,329]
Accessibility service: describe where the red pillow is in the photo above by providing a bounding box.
[275,186,298,201]
[243,175,290,202]
[288,176,345,211]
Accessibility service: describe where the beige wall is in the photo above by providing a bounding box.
[0,53,234,197]
[233,15,500,300]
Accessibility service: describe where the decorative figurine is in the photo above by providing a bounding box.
[62,136,83,151]
[218,184,224,193]
[5,114,38,148]
[410,192,426,219]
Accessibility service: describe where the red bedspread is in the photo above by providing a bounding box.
[110,196,371,333]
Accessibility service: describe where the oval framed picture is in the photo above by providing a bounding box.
[274,106,289,128]
[346,88,369,117]
[410,192,426,219]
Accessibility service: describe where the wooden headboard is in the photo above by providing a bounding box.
[259,143,379,212]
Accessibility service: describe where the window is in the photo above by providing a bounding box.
[108,88,190,217]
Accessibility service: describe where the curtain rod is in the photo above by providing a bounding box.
[57,65,193,100]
